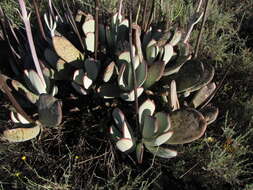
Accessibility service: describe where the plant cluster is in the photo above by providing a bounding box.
[0,0,218,164]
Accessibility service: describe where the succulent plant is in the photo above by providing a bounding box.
[96,4,199,101]
[0,0,219,163]
[72,58,100,95]
[0,0,63,131]
[110,77,218,163]
[42,6,103,95]
[98,50,147,101]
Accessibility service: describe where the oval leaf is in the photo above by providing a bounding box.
[138,99,156,125]
[82,17,95,34]
[103,62,115,82]
[166,108,207,144]
[116,138,134,152]
[142,116,157,139]
[53,36,84,63]
[143,61,165,89]
[190,82,216,108]
[201,105,219,125]
[154,131,173,146]
[85,32,95,52]
[154,112,171,134]
[163,43,174,64]
[38,94,62,126]
[146,146,177,159]
[3,125,40,142]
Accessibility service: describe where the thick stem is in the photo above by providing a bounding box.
[129,1,139,133]
[18,0,46,87]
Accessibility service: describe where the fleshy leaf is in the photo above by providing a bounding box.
[25,70,47,94]
[142,115,157,139]
[53,36,84,63]
[103,62,115,82]
[190,82,216,108]
[175,60,215,93]
[146,39,159,63]
[118,64,128,90]
[116,138,133,152]
[10,111,19,123]
[73,69,85,86]
[112,108,125,129]
[2,125,40,142]
[11,79,38,104]
[85,32,95,52]
[154,112,171,134]
[118,51,131,65]
[143,61,165,89]
[154,131,173,146]
[17,112,30,124]
[82,16,95,34]
[83,73,93,89]
[38,94,62,126]
[135,60,147,87]
[122,122,132,139]
[163,55,190,76]
[118,19,129,42]
[163,43,174,64]
[71,82,88,95]
[84,58,100,81]
[145,146,177,159]
[110,125,122,140]
[169,80,180,111]
[201,105,219,125]
[166,108,207,144]
[138,99,155,125]
[44,48,58,69]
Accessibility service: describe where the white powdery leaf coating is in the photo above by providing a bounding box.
[83,74,93,89]
[170,80,180,111]
[82,18,95,34]
[118,64,127,89]
[103,62,115,82]
[17,113,30,124]
[138,99,156,124]
[27,70,47,94]
[10,112,19,123]
[120,19,129,28]
[163,44,174,64]
[154,131,174,146]
[122,122,132,139]
[116,138,133,152]
[85,32,95,52]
